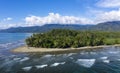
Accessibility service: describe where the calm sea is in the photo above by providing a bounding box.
[0,33,120,73]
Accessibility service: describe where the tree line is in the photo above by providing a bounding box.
[25,29,120,48]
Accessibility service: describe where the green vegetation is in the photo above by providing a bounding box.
[25,29,120,48]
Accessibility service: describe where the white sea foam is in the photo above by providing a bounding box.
[60,62,65,65]
[41,54,53,58]
[50,63,60,67]
[100,56,108,60]
[50,62,66,67]
[10,55,16,58]
[80,52,89,55]
[117,59,120,61]
[70,57,74,59]
[90,52,96,55]
[76,59,96,68]
[22,66,32,71]
[20,57,30,62]
[103,60,110,63]
[35,64,48,69]
[13,58,21,61]
[109,51,119,54]
[67,53,76,57]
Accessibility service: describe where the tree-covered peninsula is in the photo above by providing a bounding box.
[25,29,120,48]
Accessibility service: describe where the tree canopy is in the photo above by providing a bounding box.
[25,29,120,48]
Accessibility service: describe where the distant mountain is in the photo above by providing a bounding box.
[0,24,93,33]
[0,21,120,33]
[92,21,120,31]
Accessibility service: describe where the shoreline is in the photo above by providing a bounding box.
[11,44,120,54]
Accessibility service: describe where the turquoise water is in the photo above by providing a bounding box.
[0,33,120,73]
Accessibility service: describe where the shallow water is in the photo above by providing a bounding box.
[0,33,120,73]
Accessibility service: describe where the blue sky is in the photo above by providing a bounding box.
[0,0,120,29]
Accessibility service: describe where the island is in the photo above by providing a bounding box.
[12,29,120,54]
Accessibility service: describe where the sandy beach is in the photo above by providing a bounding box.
[11,44,120,54]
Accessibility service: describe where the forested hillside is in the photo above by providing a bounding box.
[0,21,120,32]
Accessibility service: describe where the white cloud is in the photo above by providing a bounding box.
[24,13,94,26]
[95,9,120,23]
[3,17,12,21]
[0,17,14,29]
[0,23,15,29]
[97,0,120,8]
[1,9,120,29]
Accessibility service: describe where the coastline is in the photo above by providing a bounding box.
[11,44,120,54]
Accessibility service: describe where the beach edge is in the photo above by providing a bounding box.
[11,44,120,54]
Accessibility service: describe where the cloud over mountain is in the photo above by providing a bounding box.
[24,13,94,26]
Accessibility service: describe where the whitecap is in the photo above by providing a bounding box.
[100,56,108,60]
[103,60,110,63]
[22,66,32,71]
[20,57,30,62]
[50,62,66,67]
[76,59,96,68]
[35,64,48,69]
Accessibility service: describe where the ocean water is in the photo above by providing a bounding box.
[0,33,31,55]
[0,33,120,73]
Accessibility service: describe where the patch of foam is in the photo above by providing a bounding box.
[10,55,16,58]
[67,53,76,57]
[109,51,119,54]
[76,59,96,68]
[13,58,21,61]
[50,62,65,67]
[100,56,108,60]
[70,57,74,59]
[50,63,60,67]
[103,60,110,63]
[117,59,120,61]
[35,64,48,69]
[20,57,30,62]
[41,54,53,58]
[80,52,89,55]
[22,66,32,71]
[90,52,96,55]
[60,62,65,65]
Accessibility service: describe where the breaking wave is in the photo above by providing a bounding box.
[76,59,96,68]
